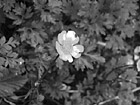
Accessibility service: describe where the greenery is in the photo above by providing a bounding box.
[0,0,140,105]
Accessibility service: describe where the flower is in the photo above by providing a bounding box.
[134,46,140,60]
[56,30,84,63]
[137,59,140,71]
[126,54,134,65]
[134,46,140,54]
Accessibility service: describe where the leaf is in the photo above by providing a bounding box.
[7,37,19,47]
[80,35,97,54]
[24,7,33,19]
[6,3,32,25]
[13,3,26,15]
[121,68,137,84]
[30,30,44,46]
[106,35,124,50]
[50,89,69,99]
[37,94,45,102]
[63,75,75,84]
[18,27,45,47]
[4,52,23,67]
[105,57,116,69]
[106,71,117,81]
[74,57,93,71]
[62,0,81,20]
[48,0,62,8]
[103,14,114,29]
[94,23,106,35]
[0,74,28,97]
[6,12,23,25]
[2,0,16,12]
[43,82,69,99]
[118,55,133,66]
[0,36,6,46]
[85,42,97,53]
[0,37,12,54]
[120,25,135,39]
[40,12,56,23]
[0,36,19,54]
[0,57,5,66]
[56,58,64,69]
[0,8,5,24]
[40,10,48,22]
[83,71,94,87]
[122,0,138,16]
[47,14,56,24]
[3,44,12,51]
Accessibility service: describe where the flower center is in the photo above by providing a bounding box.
[62,41,73,54]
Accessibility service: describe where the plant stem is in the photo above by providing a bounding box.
[94,96,119,105]
[132,87,140,92]
[93,86,140,105]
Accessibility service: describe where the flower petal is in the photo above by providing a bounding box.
[66,54,73,63]
[56,41,73,62]
[71,45,84,58]
[60,54,73,62]
[59,55,68,61]
[56,41,65,56]
[134,55,139,60]
[126,54,134,65]
[66,31,79,45]
[137,60,140,71]
[73,45,84,52]
[134,46,140,53]
[71,51,81,58]
[58,30,66,44]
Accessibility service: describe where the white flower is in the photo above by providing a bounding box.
[134,55,139,61]
[134,46,140,54]
[126,54,134,65]
[56,30,84,63]
[137,59,140,71]
[134,46,140,60]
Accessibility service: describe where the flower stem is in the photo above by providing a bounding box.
[37,54,59,84]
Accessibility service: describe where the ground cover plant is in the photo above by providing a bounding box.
[0,0,140,105]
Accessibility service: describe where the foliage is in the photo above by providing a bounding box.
[0,0,140,105]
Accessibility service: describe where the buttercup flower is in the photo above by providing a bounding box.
[56,30,84,63]
[126,54,134,65]
[134,46,140,54]
[137,59,140,71]
[134,46,140,60]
